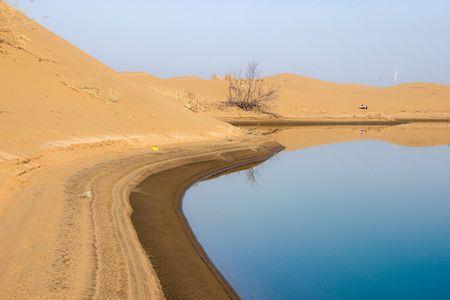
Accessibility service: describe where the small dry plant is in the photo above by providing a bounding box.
[227,61,277,112]
[0,0,38,55]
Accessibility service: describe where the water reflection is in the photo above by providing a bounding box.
[183,128,450,300]
[244,123,450,150]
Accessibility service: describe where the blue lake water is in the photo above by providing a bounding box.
[183,140,450,300]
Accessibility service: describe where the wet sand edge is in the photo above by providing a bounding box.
[130,141,284,299]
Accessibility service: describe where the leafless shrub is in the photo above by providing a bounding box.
[227,61,277,112]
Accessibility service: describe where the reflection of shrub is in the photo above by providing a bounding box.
[227,61,277,112]
[246,168,258,186]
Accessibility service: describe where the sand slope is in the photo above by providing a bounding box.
[123,71,450,120]
[0,3,243,299]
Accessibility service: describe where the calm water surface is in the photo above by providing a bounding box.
[183,141,450,300]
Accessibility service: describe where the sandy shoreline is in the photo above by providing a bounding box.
[130,141,283,299]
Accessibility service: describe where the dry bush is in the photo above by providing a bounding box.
[227,61,277,112]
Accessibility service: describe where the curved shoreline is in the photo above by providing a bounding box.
[0,139,282,299]
[130,141,284,299]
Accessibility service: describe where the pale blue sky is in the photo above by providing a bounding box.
[9,0,450,85]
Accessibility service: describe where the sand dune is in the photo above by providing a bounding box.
[0,3,242,299]
[123,71,450,120]
[0,1,242,218]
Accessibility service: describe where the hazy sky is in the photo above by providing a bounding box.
[9,0,450,85]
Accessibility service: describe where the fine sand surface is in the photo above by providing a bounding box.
[123,72,450,123]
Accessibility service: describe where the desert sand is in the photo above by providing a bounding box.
[1,2,450,299]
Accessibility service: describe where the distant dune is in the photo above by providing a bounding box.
[123,71,450,121]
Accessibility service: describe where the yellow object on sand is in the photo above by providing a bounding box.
[151,146,159,151]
